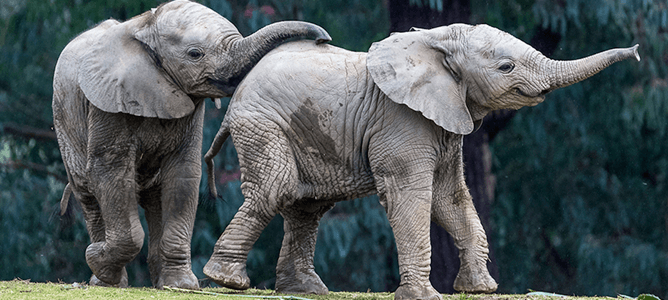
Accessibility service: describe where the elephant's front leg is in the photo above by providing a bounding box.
[379,174,442,300]
[85,156,144,286]
[75,188,129,287]
[154,160,200,289]
[275,201,334,295]
[431,138,497,293]
[432,182,497,293]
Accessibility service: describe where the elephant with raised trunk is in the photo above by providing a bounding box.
[52,0,329,289]
[203,24,639,299]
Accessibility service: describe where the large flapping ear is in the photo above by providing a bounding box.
[367,27,474,135]
[78,14,194,119]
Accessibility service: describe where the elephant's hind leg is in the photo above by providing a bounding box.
[139,186,164,288]
[204,197,272,289]
[275,201,333,295]
[204,120,297,290]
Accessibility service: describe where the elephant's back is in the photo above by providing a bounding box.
[241,40,366,91]
[264,40,365,74]
[230,40,367,116]
[267,39,362,56]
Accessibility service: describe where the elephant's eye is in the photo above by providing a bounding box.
[187,48,204,60]
[498,62,515,73]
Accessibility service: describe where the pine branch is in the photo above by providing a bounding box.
[1,160,67,183]
[1,122,57,141]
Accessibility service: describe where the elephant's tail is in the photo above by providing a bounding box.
[60,182,73,215]
[205,121,231,200]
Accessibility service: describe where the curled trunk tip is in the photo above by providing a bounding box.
[631,44,641,61]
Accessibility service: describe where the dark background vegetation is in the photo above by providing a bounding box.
[1,0,666,298]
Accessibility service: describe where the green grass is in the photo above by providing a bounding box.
[0,279,652,300]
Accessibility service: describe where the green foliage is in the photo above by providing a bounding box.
[0,0,98,281]
[487,0,668,298]
[0,138,88,283]
[299,0,389,51]
[238,0,389,51]
[470,0,538,41]
[408,0,444,12]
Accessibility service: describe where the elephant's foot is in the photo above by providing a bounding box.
[157,267,200,290]
[453,253,498,293]
[203,259,250,290]
[86,240,141,286]
[89,268,128,288]
[453,268,497,293]
[394,283,442,300]
[275,268,328,295]
[86,260,126,286]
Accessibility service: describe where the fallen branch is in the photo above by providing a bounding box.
[163,286,314,300]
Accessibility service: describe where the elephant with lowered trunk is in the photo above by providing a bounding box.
[52,0,329,289]
[203,23,639,299]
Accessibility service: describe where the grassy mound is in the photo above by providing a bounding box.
[0,279,654,300]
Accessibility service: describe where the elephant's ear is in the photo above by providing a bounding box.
[78,18,194,119]
[367,30,474,135]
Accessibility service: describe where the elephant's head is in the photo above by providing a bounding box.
[78,0,330,119]
[367,24,639,135]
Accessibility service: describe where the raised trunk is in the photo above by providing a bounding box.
[216,21,331,94]
[547,45,639,89]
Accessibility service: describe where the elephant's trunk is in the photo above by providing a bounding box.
[213,21,331,95]
[545,44,640,90]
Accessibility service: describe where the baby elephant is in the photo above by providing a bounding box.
[203,24,639,299]
[52,0,329,289]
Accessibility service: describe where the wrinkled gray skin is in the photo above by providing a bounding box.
[203,24,639,299]
[52,0,329,289]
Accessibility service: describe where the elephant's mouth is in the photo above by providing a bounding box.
[515,87,552,98]
[514,87,552,106]
[207,78,238,97]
